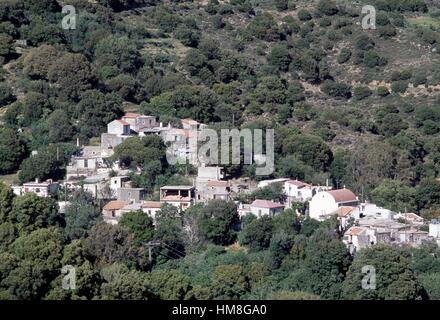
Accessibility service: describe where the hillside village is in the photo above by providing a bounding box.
[10,112,440,254]
[3,0,440,301]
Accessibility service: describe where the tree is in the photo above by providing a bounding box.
[282,134,333,171]
[84,222,142,267]
[95,35,141,73]
[2,227,64,299]
[370,179,416,213]
[64,191,101,241]
[113,135,166,169]
[119,211,155,245]
[246,13,280,41]
[198,200,239,246]
[295,237,351,299]
[297,9,312,21]
[0,183,14,223]
[11,227,63,272]
[274,0,288,11]
[75,90,123,138]
[47,110,74,143]
[210,264,249,299]
[18,144,77,183]
[316,0,338,16]
[100,264,151,300]
[342,245,423,300]
[416,179,440,212]
[10,193,60,233]
[267,43,291,71]
[0,33,13,58]
[48,53,95,100]
[239,216,273,251]
[321,81,352,99]
[0,127,26,174]
[154,207,186,262]
[148,269,191,300]
[23,45,59,79]
[0,83,15,107]
[353,86,372,101]
[337,48,351,64]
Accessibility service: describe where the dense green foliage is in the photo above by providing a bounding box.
[1,0,440,301]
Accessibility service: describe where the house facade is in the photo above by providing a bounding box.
[160,186,195,211]
[309,189,359,221]
[250,199,285,218]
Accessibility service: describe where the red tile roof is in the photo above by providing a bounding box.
[251,199,284,209]
[345,226,366,236]
[123,113,142,118]
[334,206,356,217]
[142,201,162,208]
[207,180,228,187]
[327,189,358,203]
[181,118,199,125]
[116,119,130,126]
[286,179,309,188]
[103,200,128,210]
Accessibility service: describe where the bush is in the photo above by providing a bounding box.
[275,0,288,11]
[391,80,409,94]
[422,120,439,135]
[316,0,338,16]
[412,72,427,86]
[267,43,291,71]
[337,48,351,64]
[298,9,312,21]
[0,83,15,107]
[353,86,372,100]
[364,50,387,68]
[321,81,352,99]
[377,86,390,97]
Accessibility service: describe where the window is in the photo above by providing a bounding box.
[258,209,262,217]
[84,159,88,168]
[112,211,115,217]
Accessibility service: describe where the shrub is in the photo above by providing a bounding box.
[321,81,352,99]
[298,9,312,21]
[377,86,390,97]
[316,0,338,16]
[0,83,15,106]
[391,80,409,94]
[353,86,373,100]
[337,48,352,64]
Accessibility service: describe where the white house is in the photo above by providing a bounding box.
[107,119,131,135]
[122,113,157,133]
[250,199,285,218]
[359,203,395,220]
[429,220,440,238]
[141,201,162,221]
[257,178,289,189]
[309,189,359,221]
[102,200,129,224]
[342,226,371,253]
[12,179,59,197]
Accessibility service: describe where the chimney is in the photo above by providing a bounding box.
[76,137,80,147]
[35,178,39,183]
[159,122,163,128]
